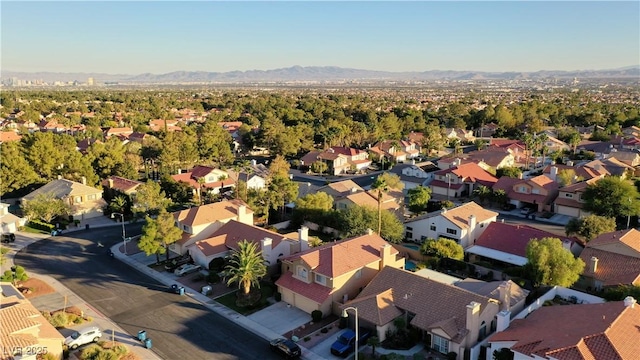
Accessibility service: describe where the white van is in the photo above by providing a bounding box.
[65,326,102,350]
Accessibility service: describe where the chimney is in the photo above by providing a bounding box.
[466,301,481,338]
[496,310,511,332]
[411,159,416,165]
[107,178,114,189]
[550,166,558,181]
[251,159,257,167]
[57,175,62,180]
[567,160,574,166]
[501,219,505,223]
[298,226,309,251]
[498,281,511,312]
[590,256,599,274]
[367,228,374,235]
[81,176,86,185]
[624,296,637,308]
[380,244,393,269]
[468,215,477,230]
[177,169,182,175]
[261,237,272,262]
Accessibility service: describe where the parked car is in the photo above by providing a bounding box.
[269,338,301,359]
[520,207,533,215]
[174,263,201,277]
[1,233,15,243]
[330,328,371,357]
[64,326,102,350]
[164,255,192,272]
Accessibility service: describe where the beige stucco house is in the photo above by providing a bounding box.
[21,178,107,220]
[275,232,405,317]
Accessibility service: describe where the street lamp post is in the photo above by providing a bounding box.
[111,213,127,255]
[341,307,359,360]
[627,197,632,229]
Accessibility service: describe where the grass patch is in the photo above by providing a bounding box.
[22,225,50,234]
[214,282,275,315]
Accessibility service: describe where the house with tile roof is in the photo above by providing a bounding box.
[0,282,65,360]
[387,163,435,191]
[369,140,420,163]
[0,203,26,234]
[300,147,371,175]
[148,119,182,132]
[466,222,582,267]
[553,178,600,218]
[343,266,500,358]
[440,148,518,174]
[579,229,640,290]
[188,221,310,271]
[584,158,634,178]
[316,180,364,200]
[454,279,529,317]
[475,123,499,138]
[492,171,559,213]
[170,200,254,255]
[21,178,107,220]
[404,201,498,248]
[430,163,498,200]
[444,128,476,143]
[275,231,404,316]
[333,189,404,218]
[103,127,133,138]
[541,163,607,182]
[0,131,22,143]
[102,176,144,196]
[171,165,235,196]
[608,149,640,167]
[487,298,640,360]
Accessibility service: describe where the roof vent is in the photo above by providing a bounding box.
[624,296,637,308]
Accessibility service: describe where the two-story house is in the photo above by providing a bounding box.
[300,147,371,175]
[188,221,310,272]
[0,203,26,234]
[275,231,404,316]
[171,200,254,255]
[579,229,640,291]
[316,180,364,201]
[1,283,65,360]
[404,201,498,248]
[430,163,498,200]
[171,165,235,196]
[344,266,500,358]
[102,176,144,198]
[445,128,476,143]
[607,150,640,167]
[488,299,639,360]
[369,140,420,163]
[148,119,182,132]
[334,189,404,218]
[553,178,600,218]
[492,170,560,213]
[21,178,107,220]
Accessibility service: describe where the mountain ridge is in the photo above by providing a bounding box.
[3,65,639,83]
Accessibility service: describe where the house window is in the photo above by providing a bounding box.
[518,186,527,193]
[406,226,413,231]
[532,189,540,194]
[432,334,449,353]
[87,194,96,200]
[446,228,457,235]
[479,321,487,340]
[297,266,308,280]
[315,273,326,285]
[74,196,82,204]
[406,232,413,239]
[565,193,573,198]
[430,225,436,231]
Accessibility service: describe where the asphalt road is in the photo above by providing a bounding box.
[14,225,282,360]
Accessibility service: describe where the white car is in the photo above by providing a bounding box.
[65,326,102,350]
[174,263,201,277]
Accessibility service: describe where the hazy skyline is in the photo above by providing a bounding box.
[2,1,639,74]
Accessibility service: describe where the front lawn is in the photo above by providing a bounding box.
[22,225,51,234]
[214,282,275,315]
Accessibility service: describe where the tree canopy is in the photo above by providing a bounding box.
[583,176,640,219]
[407,186,431,213]
[337,205,404,243]
[420,238,464,260]
[525,237,585,287]
[225,240,267,296]
[565,215,616,242]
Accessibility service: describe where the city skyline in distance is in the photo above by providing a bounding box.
[2,1,639,74]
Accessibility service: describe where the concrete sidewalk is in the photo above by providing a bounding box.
[111,243,328,360]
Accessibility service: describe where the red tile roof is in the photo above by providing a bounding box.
[102,176,143,193]
[0,131,22,142]
[588,229,640,253]
[436,163,498,186]
[489,301,640,360]
[173,200,251,228]
[475,222,578,258]
[276,272,334,303]
[579,248,640,286]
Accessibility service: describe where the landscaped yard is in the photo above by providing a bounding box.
[214,282,275,315]
[18,277,56,298]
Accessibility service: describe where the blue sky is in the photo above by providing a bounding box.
[2,1,639,74]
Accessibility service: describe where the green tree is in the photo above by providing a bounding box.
[420,238,464,260]
[601,284,640,302]
[371,172,404,235]
[496,166,522,179]
[473,185,492,205]
[525,237,585,287]
[0,141,40,196]
[138,216,165,263]
[407,186,431,213]
[367,336,380,357]
[583,176,640,219]
[133,181,172,217]
[557,169,582,187]
[155,209,183,261]
[0,265,29,285]
[565,215,616,242]
[493,348,515,360]
[21,193,70,223]
[310,161,328,174]
[225,240,267,296]
[337,205,404,243]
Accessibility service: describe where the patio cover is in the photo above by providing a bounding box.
[466,245,528,266]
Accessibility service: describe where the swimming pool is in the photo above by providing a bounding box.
[402,243,420,251]
[405,261,417,271]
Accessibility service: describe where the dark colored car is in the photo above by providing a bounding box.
[269,338,301,359]
[1,233,16,243]
[164,254,192,272]
[330,328,371,357]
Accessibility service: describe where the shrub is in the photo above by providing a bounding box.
[311,310,322,322]
[207,271,220,284]
[51,312,69,328]
[274,292,282,302]
[80,344,101,360]
[208,257,226,272]
[112,344,129,357]
[447,351,458,360]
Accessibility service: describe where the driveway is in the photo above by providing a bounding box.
[247,302,310,336]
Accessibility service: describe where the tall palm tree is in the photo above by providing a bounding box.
[371,173,404,236]
[225,240,267,296]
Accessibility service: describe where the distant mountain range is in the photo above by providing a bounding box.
[3,65,639,84]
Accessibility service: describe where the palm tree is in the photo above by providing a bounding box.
[473,185,492,205]
[225,240,267,296]
[522,132,535,170]
[537,133,549,167]
[367,336,380,357]
[371,173,404,236]
[197,177,206,205]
